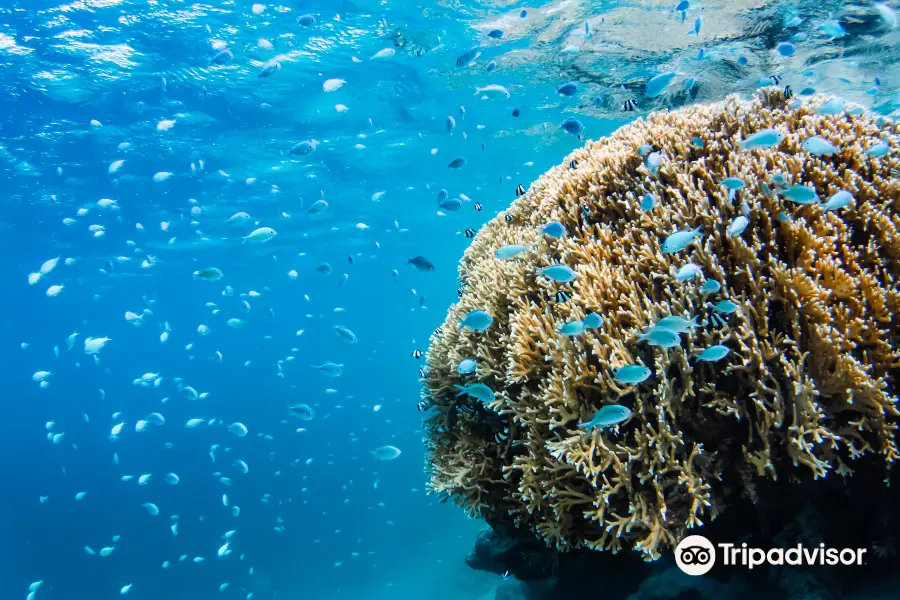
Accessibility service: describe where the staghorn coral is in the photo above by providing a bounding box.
[421,89,900,561]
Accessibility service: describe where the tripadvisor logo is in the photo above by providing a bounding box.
[675,535,868,576]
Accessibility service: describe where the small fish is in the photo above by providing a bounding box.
[439,197,463,211]
[143,502,160,516]
[656,315,699,333]
[816,98,846,116]
[465,228,476,238]
[689,15,702,35]
[781,185,819,205]
[816,20,846,39]
[776,41,794,57]
[311,362,343,377]
[768,74,783,85]
[411,349,423,359]
[558,320,586,336]
[371,47,396,59]
[622,98,638,111]
[554,290,572,303]
[308,200,329,215]
[228,422,249,437]
[258,60,281,78]
[456,47,481,67]
[446,115,456,133]
[823,191,853,212]
[505,214,514,224]
[783,85,793,99]
[289,404,315,421]
[244,227,277,243]
[614,365,652,385]
[538,264,577,282]
[579,405,633,430]
[721,177,745,190]
[638,327,681,348]
[457,358,477,374]
[408,256,435,272]
[194,267,223,282]
[713,300,739,314]
[661,227,703,253]
[727,216,749,237]
[557,81,578,96]
[675,263,702,282]
[454,383,495,402]
[542,221,566,238]
[569,160,578,169]
[448,157,466,169]
[561,117,584,139]
[488,28,504,39]
[583,313,604,329]
[515,184,526,197]
[334,325,358,343]
[459,310,493,331]
[696,345,731,362]
[700,280,721,295]
[802,136,838,156]
[739,129,784,151]
[372,445,402,460]
[495,244,530,260]
[641,193,656,211]
[474,84,510,99]
[867,142,890,158]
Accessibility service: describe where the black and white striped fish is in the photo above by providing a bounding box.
[569,160,578,169]
[554,290,572,303]
[411,349,423,359]
[504,214,514,224]
[769,74,782,85]
[515,184,525,197]
[783,85,793,99]
[474,202,483,211]
[581,204,590,219]
[457,288,463,298]
[417,399,430,411]
[494,429,510,443]
[458,404,477,415]
[622,98,638,112]
[465,228,476,238]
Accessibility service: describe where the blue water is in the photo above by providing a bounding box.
[2,0,899,598]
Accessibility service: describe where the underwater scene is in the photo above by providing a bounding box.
[3,0,900,598]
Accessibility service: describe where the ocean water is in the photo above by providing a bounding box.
[3,0,899,599]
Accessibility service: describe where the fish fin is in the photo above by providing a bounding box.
[453,385,467,397]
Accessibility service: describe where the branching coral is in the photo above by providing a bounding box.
[421,89,900,560]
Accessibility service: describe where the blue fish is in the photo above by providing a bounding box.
[558,320,586,336]
[448,157,466,169]
[776,42,795,57]
[738,55,748,66]
[696,345,731,362]
[520,9,527,17]
[645,72,677,98]
[457,358,477,374]
[460,310,494,331]
[454,383,495,402]
[771,173,789,187]
[541,221,566,238]
[655,316,699,333]
[802,136,838,156]
[488,29,504,39]
[867,143,890,157]
[692,137,705,148]
[784,14,803,27]
[495,244,530,260]
[638,327,681,348]
[641,193,656,211]
[688,15,702,35]
[727,216,749,237]
[799,87,816,96]
[683,77,696,91]
[739,128,784,151]
[439,198,463,211]
[561,118,584,139]
[557,82,578,96]
[662,226,703,253]
[781,185,819,205]
[538,265,577,282]
[822,191,853,212]
[713,300,739,314]
[816,98,846,115]
[817,20,846,39]
[721,177,745,190]
[456,47,481,67]
[700,279,722,295]
[614,365,652,385]
[675,263,702,282]
[675,0,689,11]
[579,405,633,430]
[583,313,604,329]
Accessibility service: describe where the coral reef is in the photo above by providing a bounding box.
[421,89,900,561]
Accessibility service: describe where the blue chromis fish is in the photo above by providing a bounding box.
[614,365,652,385]
[454,383,495,402]
[720,177,745,190]
[457,358,477,374]
[867,142,890,157]
[802,136,838,156]
[727,216,749,237]
[561,117,585,139]
[638,327,681,348]
[700,279,721,295]
[781,185,819,205]
[538,264,577,282]
[495,244,530,260]
[541,221,566,238]
[816,20,846,39]
[488,29,504,39]
[816,98,846,115]
[696,345,731,362]
[448,157,466,168]
[655,315,699,333]
[739,128,784,151]
[661,226,703,253]
[776,41,795,57]
[460,310,494,331]
[579,405,633,430]
[558,320,586,336]
[584,313,604,329]
[641,193,656,211]
[689,15,702,35]
[675,0,690,11]
[645,71,677,98]
[557,82,578,96]
[713,300,739,314]
[675,263,702,282]
[823,190,853,211]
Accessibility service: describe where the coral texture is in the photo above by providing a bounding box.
[421,89,900,560]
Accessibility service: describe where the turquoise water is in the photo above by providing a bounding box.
[3,0,899,598]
